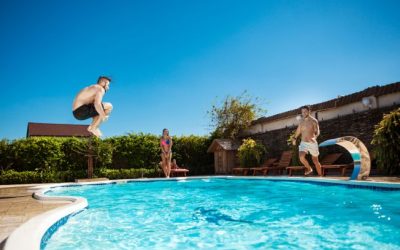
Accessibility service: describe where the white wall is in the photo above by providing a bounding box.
[244,92,400,135]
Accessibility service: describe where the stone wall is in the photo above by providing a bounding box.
[244,104,400,165]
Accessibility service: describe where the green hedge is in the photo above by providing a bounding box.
[0,137,112,172]
[98,168,158,180]
[104,133,160,169]
[0,170,42,184]
[60,137,113,171]
[103,133,214,175]
[0,170,87,184]
[171,135,214,175]
[7,137,64,172]
[0,169,158,184]
[0,133,213,183]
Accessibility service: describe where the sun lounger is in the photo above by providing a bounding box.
[232,167,250,176]
[170,168,189,177]
[321,163,354,176]
[261,151,293,175]
[250,158,278,175]
[170,162,189,177]
[286,153,343,176]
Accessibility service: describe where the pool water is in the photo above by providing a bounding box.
[44,179,400,249]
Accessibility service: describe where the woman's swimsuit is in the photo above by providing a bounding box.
[161,139,170,146]
[161,138,171,155]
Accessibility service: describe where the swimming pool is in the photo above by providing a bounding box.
[40,178,400,250]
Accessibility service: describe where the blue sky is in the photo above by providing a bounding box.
[1,0,399,139]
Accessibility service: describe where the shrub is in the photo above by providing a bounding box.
[172,135,214,175]
[0,170,42,184]
[89,137,113,169]
[105,133,160,169]
[9,137,64,172]
[0,170,87,184]
[59,137,89,171]
[105,133,213,175]
[237,138,266,167]
[0,139,13,171]
[371,108,400,175]
[0,133,214,182]
[56,170,87,182]
[60,137,113,171]
[98,168,158,179]
[0,169,157,184]
[287,130,301,166]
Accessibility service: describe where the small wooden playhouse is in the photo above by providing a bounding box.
[207,139,240,174]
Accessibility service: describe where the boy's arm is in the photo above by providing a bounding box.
[314,119,320,138]
[292,124,301,145]
[160,140,165,153]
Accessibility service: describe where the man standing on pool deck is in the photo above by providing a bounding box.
[72,76,113,137]
[292,105,322,176]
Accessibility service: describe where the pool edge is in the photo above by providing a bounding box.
[4,186,88,250]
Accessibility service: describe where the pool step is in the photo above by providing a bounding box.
[74,178,109,183]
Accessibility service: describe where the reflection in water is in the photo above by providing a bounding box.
[193,207,253,225]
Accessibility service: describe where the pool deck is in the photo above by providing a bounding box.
[0,184,71,249]
[0,176,399,249]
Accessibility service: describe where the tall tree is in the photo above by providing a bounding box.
[208,92,266,139]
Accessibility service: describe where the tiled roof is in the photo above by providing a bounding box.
[207,139,241,153]
[27,122,92,137]
[252,81,400,125]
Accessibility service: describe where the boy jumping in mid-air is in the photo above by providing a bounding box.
[72,76,113,137]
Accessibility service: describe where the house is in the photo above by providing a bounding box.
[245,82,400,135]
[242,81,400,157]
[207,139,240,174]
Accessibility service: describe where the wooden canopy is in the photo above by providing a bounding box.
[26,122,92,137]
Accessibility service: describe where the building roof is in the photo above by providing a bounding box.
[27,122,92,137]
[252,81,400,125]
[207,139,241,153]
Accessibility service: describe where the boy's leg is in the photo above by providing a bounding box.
[103,102,113,121]
[92,102,113,137]
[312,156,322,176]
[88,102,113,137]
[88,116,102,137]
[299,151,313,174]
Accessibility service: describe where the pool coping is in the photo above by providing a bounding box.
[4,176,400,250]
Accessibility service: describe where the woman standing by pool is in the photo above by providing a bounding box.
[160,128,173,178]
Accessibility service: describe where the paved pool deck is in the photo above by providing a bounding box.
[0,176,399,249]
[0,184,71,249]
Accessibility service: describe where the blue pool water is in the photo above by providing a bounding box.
[44,179,400,249]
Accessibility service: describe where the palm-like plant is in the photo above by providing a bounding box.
[237,139,266,168]
[371,108,400,175]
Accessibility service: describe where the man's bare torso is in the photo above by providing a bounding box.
[299,117,318,143]
[72,84,104,110]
